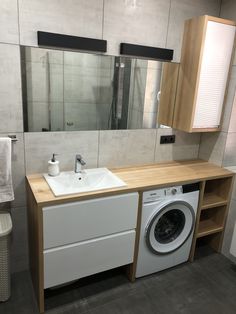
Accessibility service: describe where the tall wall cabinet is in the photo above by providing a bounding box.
[158,15,236,132]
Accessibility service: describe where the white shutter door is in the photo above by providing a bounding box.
[193,21,235,129]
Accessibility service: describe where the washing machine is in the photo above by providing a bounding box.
[136,183,199,278]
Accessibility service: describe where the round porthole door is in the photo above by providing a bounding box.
[145,201,195,254]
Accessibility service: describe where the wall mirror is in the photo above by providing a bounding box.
[21,46,178,132]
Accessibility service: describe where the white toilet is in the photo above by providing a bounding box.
[230,222,236,258]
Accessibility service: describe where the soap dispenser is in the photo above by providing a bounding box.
[48,153,60,176]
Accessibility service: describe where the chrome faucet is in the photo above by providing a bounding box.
[75,154,86,173]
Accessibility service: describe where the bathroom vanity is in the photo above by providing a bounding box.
[26,160,234,313]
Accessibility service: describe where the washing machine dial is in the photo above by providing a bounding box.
[171,188,177,195]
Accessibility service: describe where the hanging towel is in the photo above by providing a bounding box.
[0,138,14,203]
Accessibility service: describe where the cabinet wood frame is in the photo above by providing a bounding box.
[158,15,236,133]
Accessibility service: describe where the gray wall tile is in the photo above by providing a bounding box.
[0,44,23,132]
[221,66,236,132]
[222,199,236,262]
[103,0,171,55]
[220,0,236,21]
[223,132,236,167]
[166,0,221,62]
[228,91,236,133]
[98,129,156,168]
[155,129,200,162]
[18,0,104,46]
[198,131,227,166]
[24,131,99,174]
[10,207,29,273]
[0,0,19,44]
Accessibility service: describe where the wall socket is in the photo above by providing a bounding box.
[160,135,176,144]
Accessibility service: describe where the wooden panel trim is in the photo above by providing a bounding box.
[157,62,180,127]
[173,16,207,132]
[26,161,234,207]
[207,15,236,26]
[189,15,208,130]
[126,191,143,282]
[27,182,44,313]
[191,127,221,133]
[189,181,205,262]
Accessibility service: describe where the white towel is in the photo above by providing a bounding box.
[0,138,14,203]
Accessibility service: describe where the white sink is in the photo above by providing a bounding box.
[43,168,127,196]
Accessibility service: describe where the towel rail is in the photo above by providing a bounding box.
[7,135,18,142]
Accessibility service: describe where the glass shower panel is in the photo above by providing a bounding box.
[63,52,115,131]
[23,47,64,132]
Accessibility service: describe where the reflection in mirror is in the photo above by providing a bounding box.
[21,46,171,132]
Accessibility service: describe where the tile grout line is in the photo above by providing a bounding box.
[164,0,172,49]
[102,0,105,39]
[218,0,223,17]
[197,133,203,159]
[153,129,158,162]
[97,131,100,167]
[16,0,21,45]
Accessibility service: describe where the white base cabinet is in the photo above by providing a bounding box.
[44,230,136,289]
[42,193,139,289]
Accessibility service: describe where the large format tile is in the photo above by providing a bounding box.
[0,133,26,208]
[18,0,103,46]
[2,254,236,313]
[98,129,156,168]
[103,0,170,55]
[155,129,200,162]
[223,132,236,167]
[221,66,236,132]
[222,199,236,262]
[166,0,221,61]
[24,131,99,174]
[0,0,19,44]
[228,91,236,133]
[0,44,23,132]
[198,131,227,166]
[220,0,236,21]
[10,207,29,273]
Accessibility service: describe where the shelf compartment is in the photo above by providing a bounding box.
[201,193,228,210]
[202,177,233,207]
[197,205,226,238]
[197,219,223,238]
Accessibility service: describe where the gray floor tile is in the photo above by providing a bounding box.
[1,251,236,314]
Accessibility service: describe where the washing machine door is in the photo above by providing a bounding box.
[145,201,195,254]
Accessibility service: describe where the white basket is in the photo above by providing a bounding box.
[0,211,12,302]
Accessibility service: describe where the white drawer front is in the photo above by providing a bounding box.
[44,230,136,289]
[43,193,138,249]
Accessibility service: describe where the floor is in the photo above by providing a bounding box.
[1,250,236,314]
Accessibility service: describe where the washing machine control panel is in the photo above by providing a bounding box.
[143,186,183,203]
[165,186,183,196]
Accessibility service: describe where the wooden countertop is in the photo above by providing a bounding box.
[26,159,233,207]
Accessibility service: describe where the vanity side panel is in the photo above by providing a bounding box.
[173,15,207,132]
[26,181,44,313]
[158,62,180,127]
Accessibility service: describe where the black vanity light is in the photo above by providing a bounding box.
[120,43,173,61]
[37,31,107,53]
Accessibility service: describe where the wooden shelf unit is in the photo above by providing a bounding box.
[190,176,234,261]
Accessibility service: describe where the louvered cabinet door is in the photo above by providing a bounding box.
[193,20,235,130]
[173,15,236,133]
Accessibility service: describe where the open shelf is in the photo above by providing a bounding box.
[197,205,226,238]
[202,177,232,209]
[197,219,223,238]
[190,176,233,262]
[201,193,228,210]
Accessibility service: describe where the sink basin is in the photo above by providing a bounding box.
[43,168,127,196]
